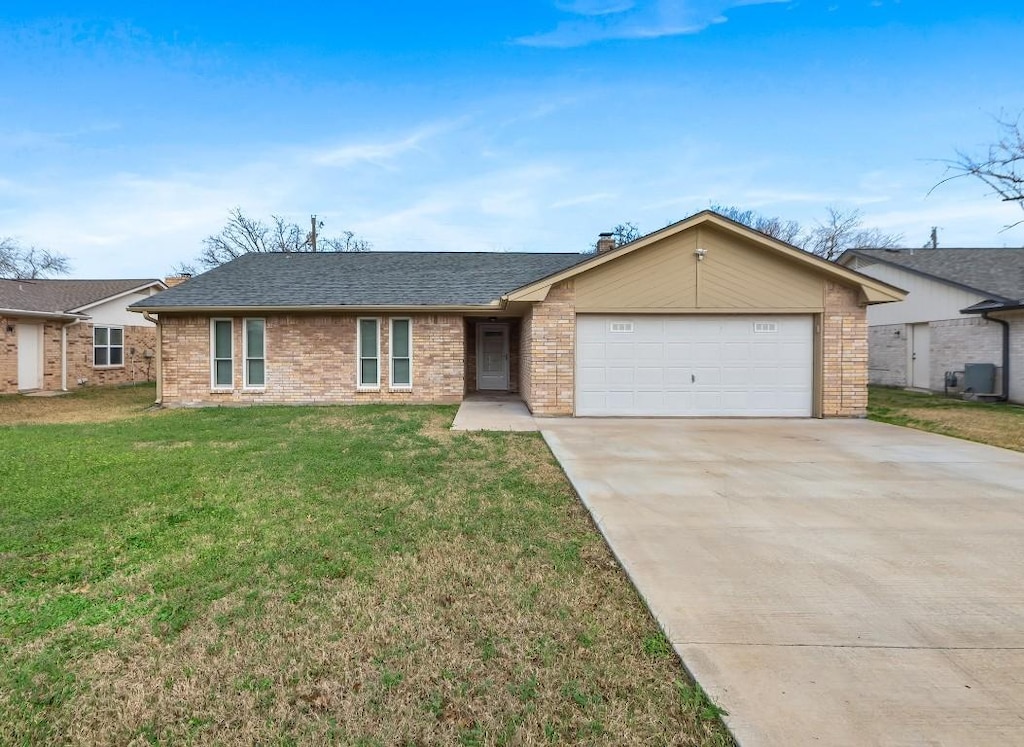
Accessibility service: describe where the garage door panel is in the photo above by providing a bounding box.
[576,315,813,417]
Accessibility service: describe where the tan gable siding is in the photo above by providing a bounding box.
[574,225,824,312]
[575,228,698,311]
[698,226,824,310]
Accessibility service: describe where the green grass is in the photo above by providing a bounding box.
[0,389,731,746]
[869,386,1024,452]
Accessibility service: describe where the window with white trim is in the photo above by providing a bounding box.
[244,318,265,388]
[390,318,412,388]
[358,318,380,388]
[211,318,234,388]
[93,326,124,367]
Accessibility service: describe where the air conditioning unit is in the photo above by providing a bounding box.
[963,363,996,396]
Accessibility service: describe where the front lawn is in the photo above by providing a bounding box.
[868,386,1024,452]
[0,388,729,746]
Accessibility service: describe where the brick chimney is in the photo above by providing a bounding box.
[163,273,192,288]
[596,232,616,254]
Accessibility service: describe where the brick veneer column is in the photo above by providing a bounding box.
[822,281,868,417]
[522,281,575,416]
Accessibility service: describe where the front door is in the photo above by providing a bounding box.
[17,323,43,391]
[477,324,509,391]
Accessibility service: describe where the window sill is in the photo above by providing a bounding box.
[93,365,125,370]
[210,388,233,394]
[389,386,413,392]
[356,386,380,392]
[242,387,266,392]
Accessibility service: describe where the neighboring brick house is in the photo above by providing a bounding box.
[1,278,166,394]
[839,248,1024,404]
[131,211,904,417]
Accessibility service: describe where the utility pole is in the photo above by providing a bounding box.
[309,214,318,252]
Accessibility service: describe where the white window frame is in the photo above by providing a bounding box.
[357,317,380,390]
[389,317,413,390]
[243,318,266,390]
[210,318,234,390]
[93,325,125,368]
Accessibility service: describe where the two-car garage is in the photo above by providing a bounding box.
[575,314,814,417]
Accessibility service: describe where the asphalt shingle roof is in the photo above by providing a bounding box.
[851,248,1024,302]
[131,252,590,309]
[0,278,161,315]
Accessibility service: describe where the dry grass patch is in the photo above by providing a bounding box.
[0,390,731,746]
[869,387,1024,452]
[0,383,158,425]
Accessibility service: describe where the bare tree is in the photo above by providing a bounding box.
[710,204,803,245]
[939,114,1024,228]
[0,238,72,279]
[590,222,642,252]
[804,206,902,261]
[181,208,371,273]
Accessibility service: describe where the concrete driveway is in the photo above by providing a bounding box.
[541,418,1024,747]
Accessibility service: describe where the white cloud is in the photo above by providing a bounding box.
[516,0,789,48]
[309,119,465,169]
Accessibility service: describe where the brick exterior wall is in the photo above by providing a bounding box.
[867,324,908,387]
[520,281,575,416]
[0,317,155,394]
[0,317,19,392]
[159,313,464,406]
[822,281,868,417]
[929,318,1004,393]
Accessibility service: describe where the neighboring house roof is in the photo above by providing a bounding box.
[130,251,590,311]
[506,211,906,304]
[0,278,165,318]
[841,248,1024,305]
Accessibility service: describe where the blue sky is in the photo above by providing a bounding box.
[1,1,1022,278]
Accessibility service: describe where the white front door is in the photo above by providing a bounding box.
[576,314,814,417]
[477,324,509,390]
[17,323,43,391]
[910,323,930,390]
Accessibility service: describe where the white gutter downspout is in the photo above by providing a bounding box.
[60,318,84,392]
[142,311,162,405]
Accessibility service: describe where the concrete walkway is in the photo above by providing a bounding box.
[451,394,537,432]
[542,418,1024,747]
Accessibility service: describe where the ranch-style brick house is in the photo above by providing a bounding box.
[130,211,905,417]
[1,278,166,394]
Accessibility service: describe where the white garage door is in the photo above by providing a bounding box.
[576,315,813,417]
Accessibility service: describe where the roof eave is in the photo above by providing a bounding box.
[0,308,88,321]
[69,280,168,313]
[845,251,1015,303]
[129,301,504,314]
